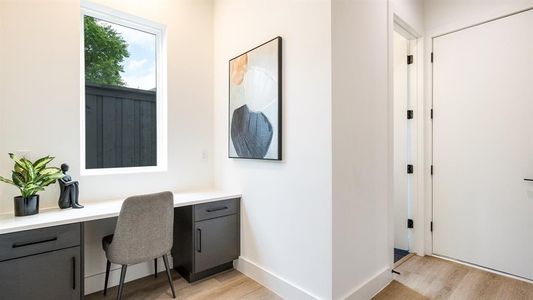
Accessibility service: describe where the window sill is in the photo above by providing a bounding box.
[80,165,167,177]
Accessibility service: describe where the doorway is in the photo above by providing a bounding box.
[393,27,417,264]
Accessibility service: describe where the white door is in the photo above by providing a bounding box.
[433,9,533,279]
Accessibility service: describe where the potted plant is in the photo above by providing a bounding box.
[0,153,64,216]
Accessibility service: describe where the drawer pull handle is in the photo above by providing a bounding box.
[206,206,228,213]
[196,228,202,253]
[72,256,76,290]
[12,236,58,248]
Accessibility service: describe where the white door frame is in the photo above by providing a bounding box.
[388,11,425,269]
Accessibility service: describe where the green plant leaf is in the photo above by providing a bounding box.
[47,172,65,180]
[0,176,15,185]
[38,167,61,176]
[9,153,26,171]
[11,171,25,187]
[23,183,36,189]
[21,186,42,198]
[41,175,63,187]
[23,183,41,192]
[41,177,59,187]
[5,153,63,197]
[14,162,24,174]
[34,168,63,187]
[33,156,54,172]
[20,158,36,180]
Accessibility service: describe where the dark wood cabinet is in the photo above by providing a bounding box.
[0,246,81,299]
[0,195,239,298]
[194,214,239,272]
[0,223,83,300]
[172,198,240,282]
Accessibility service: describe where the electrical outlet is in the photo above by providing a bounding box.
[201,151,208,161]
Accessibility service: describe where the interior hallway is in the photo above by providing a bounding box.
[374,256,533,299]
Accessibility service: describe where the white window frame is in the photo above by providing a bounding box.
[80,2,167,176]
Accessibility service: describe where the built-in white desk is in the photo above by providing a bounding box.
[0,190,241,234]
[0,190,242,299]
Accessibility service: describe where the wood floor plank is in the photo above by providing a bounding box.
[373,280,429,300]
[187,275,262,300]
[375,256,533,300]
[86,269,281,300]
[240,287,284,300]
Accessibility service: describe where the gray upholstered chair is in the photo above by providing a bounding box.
[102,191,176,299]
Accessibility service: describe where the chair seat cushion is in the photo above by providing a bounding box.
[102,234,114,252]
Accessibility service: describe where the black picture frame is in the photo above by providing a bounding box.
[228,36,282,160]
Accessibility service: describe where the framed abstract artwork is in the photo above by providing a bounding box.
[228,37,282,160]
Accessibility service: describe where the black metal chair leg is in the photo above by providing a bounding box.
[117,265,128,300]
[162,255,176,298]
[154,258,158,278]
[104,260,111,296]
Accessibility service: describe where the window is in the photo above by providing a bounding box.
[81,3,166,175]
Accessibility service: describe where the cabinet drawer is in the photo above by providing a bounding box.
[0,223,80,262]
[194,199,238,221]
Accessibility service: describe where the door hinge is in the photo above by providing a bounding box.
[407,110,414,119]
[407,164,414,174]
[407,219,414,229]
[430,221,433,232]
[430,109,433,119]
[407,55,414,65]
[431,165,433,175]
[431,52,434,63]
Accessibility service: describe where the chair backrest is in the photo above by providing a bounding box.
[107,191,174,265]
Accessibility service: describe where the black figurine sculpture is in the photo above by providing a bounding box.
[58,163,83,209]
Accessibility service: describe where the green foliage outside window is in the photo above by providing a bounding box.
[84,16,129,86]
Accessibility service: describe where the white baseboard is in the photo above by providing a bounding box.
[432,254,533,285]
[235,256,320,300]
[341,267,392,300]
[84,258,171,295]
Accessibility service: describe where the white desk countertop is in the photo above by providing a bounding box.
[0,190,241,235]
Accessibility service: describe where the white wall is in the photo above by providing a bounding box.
[424,0,533,35]
[332,0,390,298]
[391,0,424,34]
[0,0,214,211]
[332,0,423,299]
[213,0,332,299]
[0,0,214,293]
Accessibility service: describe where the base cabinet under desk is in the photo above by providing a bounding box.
[172,198,240,282]
[0,223,83,300]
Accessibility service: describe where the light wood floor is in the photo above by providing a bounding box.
[86,269,281,300]
[374,255,533,300]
